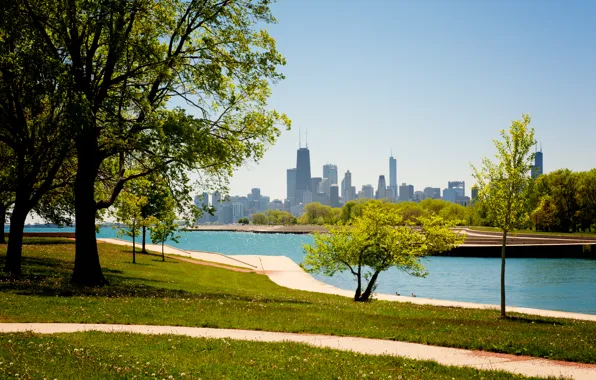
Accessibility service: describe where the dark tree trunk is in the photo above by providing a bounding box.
[162,241,165,262]
[500,230,508,318]
[358,270,381,302]
[4,205,28,277]
[0,204,6,245]
[132,220,136,264]
[71,138,107,286]
[142,226,147,253]
[353,266,362,301]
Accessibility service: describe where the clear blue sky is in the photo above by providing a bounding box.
[212,0,596,200]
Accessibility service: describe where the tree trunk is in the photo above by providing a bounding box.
[353,266,362,301]
[0,204,6,245]
[132,220,136,264]
[71,139,107,286]
[4,205,28,277]
[162,241,165,262]
[359,270,381,302]
[500,230,508,318]
[142,226,147,253]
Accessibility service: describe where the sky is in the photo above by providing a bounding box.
[207,0,596,200]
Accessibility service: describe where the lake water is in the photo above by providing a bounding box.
[9,226,596,314]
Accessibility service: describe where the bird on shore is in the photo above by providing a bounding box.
[412,293,416,297]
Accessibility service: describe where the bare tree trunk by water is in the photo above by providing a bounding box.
[132,220,136,264]
[142,226,147,253]
[162,241,165,262]
[359,270,381,302]
[501,230,508,318]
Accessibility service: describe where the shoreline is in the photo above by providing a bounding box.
[98,238,596,320]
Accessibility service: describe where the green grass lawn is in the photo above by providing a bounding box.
[1,241,595,364]
[469,226,596,238]
[0,332,551,379]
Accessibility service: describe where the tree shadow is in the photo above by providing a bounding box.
[0,256,311,305]
[505,315,564,326]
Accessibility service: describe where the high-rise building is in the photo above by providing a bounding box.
[362,184,374,199]
[376,175,387,199]
[532,146,543,179]
[323,164,338,187]
[194,192,210,224]
[342,170,352,202]
[448,181,465,198]
[423,187,441,199]
[232,202,244,222]
[398,183,414,202]
[330,184,340,208]
[287,168,296,204]
[471,186,479,201]
[295,147,312,204]
[311,177,322,194]
[442,188,457,203]
[260,195,270,212]
[389,154,397,199]
[414,191,425,202]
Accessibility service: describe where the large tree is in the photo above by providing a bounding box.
[302,201,463,302]
[0,2,74,276]
[21,0,289,285]
[472,114,536,318]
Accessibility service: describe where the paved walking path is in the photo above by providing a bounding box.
[1,323,594,379]
[97,238,596,322]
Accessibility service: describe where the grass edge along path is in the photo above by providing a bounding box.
[1,241,596,365]
[0,327,578,380]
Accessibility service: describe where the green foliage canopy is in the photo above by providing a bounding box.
[302,201,463,302]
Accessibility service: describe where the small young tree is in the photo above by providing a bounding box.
[150,216,180,262]
[472,114,536,318]
[112,192,148,264]
[302,201,463,302]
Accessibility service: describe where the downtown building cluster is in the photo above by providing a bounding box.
[193,141,544,224]
[285,144,472,216]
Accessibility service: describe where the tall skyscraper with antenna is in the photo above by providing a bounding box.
[389,152,397,199]
[531,143,543,179]
[294,129,312,204]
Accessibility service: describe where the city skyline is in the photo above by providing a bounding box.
[190,0,595,201]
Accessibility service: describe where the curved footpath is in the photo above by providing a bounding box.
[98,238,596,322]
[1,323,595,379]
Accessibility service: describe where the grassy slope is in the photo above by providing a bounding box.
[0,332,549,379]
[1,241,595,364]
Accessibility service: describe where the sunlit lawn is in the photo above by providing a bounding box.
[0,240,595,364]
[0,332,550,379]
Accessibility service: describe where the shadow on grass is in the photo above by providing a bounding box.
[505,315,563,326]
[0,255,311,305]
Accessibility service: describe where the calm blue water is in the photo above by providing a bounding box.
[9,227,596,314]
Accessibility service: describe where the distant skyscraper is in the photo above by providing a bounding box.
[323,164,338,186]
[362,184,374,199]
[471,186,479,201]
[330,184,340,208]
[448,181,465,198]
[423,187,441,199]
[287,168,296,204]
[532,145,543,179]
[376,175,387,199]
[342,170,352,201]
[398,183,414,202]
[389,154,397,199]
[295,147,312,204]
[194,192,210,224]
[311,177,322,194]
